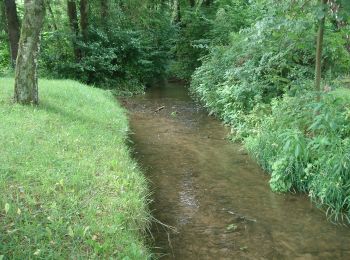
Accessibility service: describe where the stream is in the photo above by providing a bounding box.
[122,82,350,259]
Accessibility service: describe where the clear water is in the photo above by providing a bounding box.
[122,82,350,259]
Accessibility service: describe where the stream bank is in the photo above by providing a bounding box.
[122,82,350,259]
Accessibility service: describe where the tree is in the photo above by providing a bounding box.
[315,0,327,97]
[67,0,81,61]
[14,0,45,105]
[203,0,213,6]
[189,0,195,8]
[46,1,58,31]
[172,0,181,23]
[80,0,89,41]
[100,0,108,27]
[4,0,20,67]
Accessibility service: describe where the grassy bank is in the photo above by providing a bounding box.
[0,78,150,259]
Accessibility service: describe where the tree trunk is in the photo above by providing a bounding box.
[14,0,45,105]
[79,0,89,81]
[4,0,20,67]
[172,0,181,24]
[67,0,81,61]
[80,0,89,41]
[315,0,327,97]
[203,0,212,6]
[100,0,108,27]
[47,1,58,31]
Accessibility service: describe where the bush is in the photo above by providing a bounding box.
[170,8,212,79]
[190,0,350,223]
[0,30,11,76]
[40,2,175,92]
[191,0,350,138]
[171,0,253,80]
[246,90,350,222]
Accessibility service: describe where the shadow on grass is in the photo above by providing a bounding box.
[38,99,124,137]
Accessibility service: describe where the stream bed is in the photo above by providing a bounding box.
[122,82,350,259]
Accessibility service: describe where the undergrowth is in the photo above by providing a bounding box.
[190,0,350,223]
[245,90,350,223]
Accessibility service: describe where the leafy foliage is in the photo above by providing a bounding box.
[170,8,212,79]
[246,91,350,222]
[190,0,350,222]
[37,0,176,92]
[0,36,10,75]
[2,0,350,224]
[170,0,253,80]
[0,1,10,76]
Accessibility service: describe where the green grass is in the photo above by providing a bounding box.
[333,87,350,100]
[0,78,151,259]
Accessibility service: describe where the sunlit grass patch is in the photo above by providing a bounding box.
[0,78,150,259]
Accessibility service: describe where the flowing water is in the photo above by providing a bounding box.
[121,82,350,259]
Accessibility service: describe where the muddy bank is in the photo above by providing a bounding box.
[122,82,350,259]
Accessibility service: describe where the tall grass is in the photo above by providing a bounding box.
[0,78,151,259]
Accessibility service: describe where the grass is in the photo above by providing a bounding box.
[333,87,350,100]
[0,78,151,259]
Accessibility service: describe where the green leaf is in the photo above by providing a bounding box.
[68,226,74,238]
[295,144,301,158]
[339,0,350,12]
[226,224,238,231]
[315,7,326,20]
[240,246,248,251]
[283,140,291,151]
[4,203,10,214]
[83,226,90,237]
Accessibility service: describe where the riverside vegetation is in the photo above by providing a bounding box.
[1,0,350,258]
[189,0,350,222]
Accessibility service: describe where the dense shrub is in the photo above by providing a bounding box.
[0,40,10,76]
[170,9,212,80]
[39,2,175,92]
[190,0,350,222]
[245,91,350,222]
[0,18,10,75]
[191,0,350,138]
[171,0,253,80]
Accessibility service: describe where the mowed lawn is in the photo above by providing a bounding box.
[0,78,150,259]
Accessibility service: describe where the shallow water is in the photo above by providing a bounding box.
[122,82,350,259]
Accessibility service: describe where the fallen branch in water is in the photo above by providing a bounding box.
[154,106,165,112]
